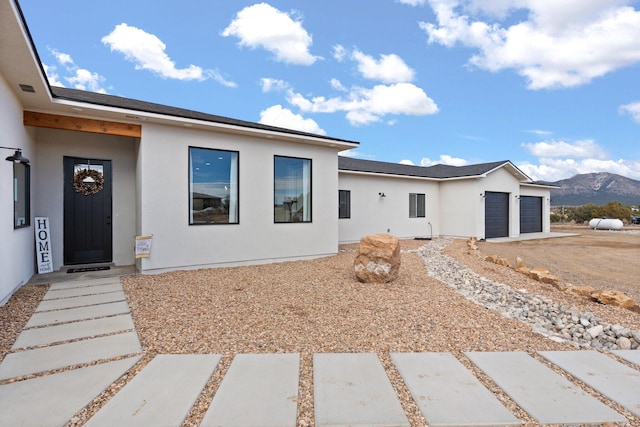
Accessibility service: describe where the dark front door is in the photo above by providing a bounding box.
[64,157,113,265]
[485,191,509,238]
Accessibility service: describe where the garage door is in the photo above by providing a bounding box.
[520,196,542,233]
[485,192,509,238]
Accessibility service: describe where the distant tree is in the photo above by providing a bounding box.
[566,204,598,223]
[593,201,633,221]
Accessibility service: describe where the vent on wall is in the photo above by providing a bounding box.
[19,84,35,93]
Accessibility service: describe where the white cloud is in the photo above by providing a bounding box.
[420,0,640,89]
[222,3,320,65]
[330,78,347,92]
[397,0,427,5]
[527,129,553,136]
[288,82,438,125]
[259,104,326,135]
[619,101,640,123]
[521,139,607,159]
[261,78,291,92]
[419,154,468,166]
[45,49,107,93]
[399,159,415,165]
[518,138,640,180]
[351,50,416,83]
[333,45,347,62]
[102,23,236,86]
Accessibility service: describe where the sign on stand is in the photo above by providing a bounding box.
[135,235,153,258]
[35,217,53,274]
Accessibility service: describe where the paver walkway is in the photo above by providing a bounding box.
[1,277,639,426]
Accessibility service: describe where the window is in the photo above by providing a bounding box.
[189,147,238,224]
[274,156,311,223]
[409,193,425,218]
[339,190,351,219]
[13,161,30,228]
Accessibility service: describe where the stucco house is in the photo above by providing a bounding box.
[0,0,552,304]
[338,157,552,243]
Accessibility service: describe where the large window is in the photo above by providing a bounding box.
[409,193,425,218]
[12,161,30,229]
[189,147,238,224]
[274,156,311,223]
[339,190,350,219]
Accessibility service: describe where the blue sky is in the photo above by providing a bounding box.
[20,0,640,181]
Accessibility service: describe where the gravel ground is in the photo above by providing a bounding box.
[2,238,639,426]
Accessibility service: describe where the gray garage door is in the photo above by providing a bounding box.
[485,192,509,238]
[520,196,543,233]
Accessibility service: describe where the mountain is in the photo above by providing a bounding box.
[544,172,640,206]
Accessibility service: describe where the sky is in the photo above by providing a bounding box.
[19,0,640,182]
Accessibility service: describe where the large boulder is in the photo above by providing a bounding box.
[354,234,400,283]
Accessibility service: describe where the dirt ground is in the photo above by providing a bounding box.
[476,224,640,303]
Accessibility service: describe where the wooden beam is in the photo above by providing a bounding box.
[24,111,142,138]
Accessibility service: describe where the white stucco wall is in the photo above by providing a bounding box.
[33,128,137,270]
[0,75,35,304]
[137,123,341,272]
[438,178,482,238]
[338,172,440,243]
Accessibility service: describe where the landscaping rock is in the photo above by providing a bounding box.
[354,234,400,283]
[592,290,636,309]
[566,285,596,297]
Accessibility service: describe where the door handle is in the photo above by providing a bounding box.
[106,215,112,225]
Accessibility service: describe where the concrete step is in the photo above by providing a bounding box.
[0,356,140,427]
[540,350,640,417]
[313,353,409,427]
[613,349,640,366]
[391,352,520,426]
[49,277,122,290]
[44,283,123,299]
[466,351,627,425]
[25,301,130,328]
[85,354,220,427]
[0,332,141,380]
[202,353,299,427]
[12,314,134,349]
[36,290,126,312]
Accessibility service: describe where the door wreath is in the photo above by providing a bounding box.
[73,168,104,196]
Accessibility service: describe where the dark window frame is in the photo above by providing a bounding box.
[188,146,239,225]
[274,155,312,223]
[12,161,30,229]
[409,193,426,218]
[339,189,351,219]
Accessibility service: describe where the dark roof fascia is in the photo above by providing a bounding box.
[522,181,561,188]
[49,87,360,146]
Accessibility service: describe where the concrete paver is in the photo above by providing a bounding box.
[313,353,409,427]
[0,356,140,427]
[36,290,126,311]
[466,351,627,425]
[85,354,220,427]
[540,350,640,417]
[613,349,640,367]
[48,277,122,290]
[0,332,141,380]
[392,352,520,426]
[25,300,130,327]
[12,314,134,349]
[202,353,299,427]
[43,283,123,299]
